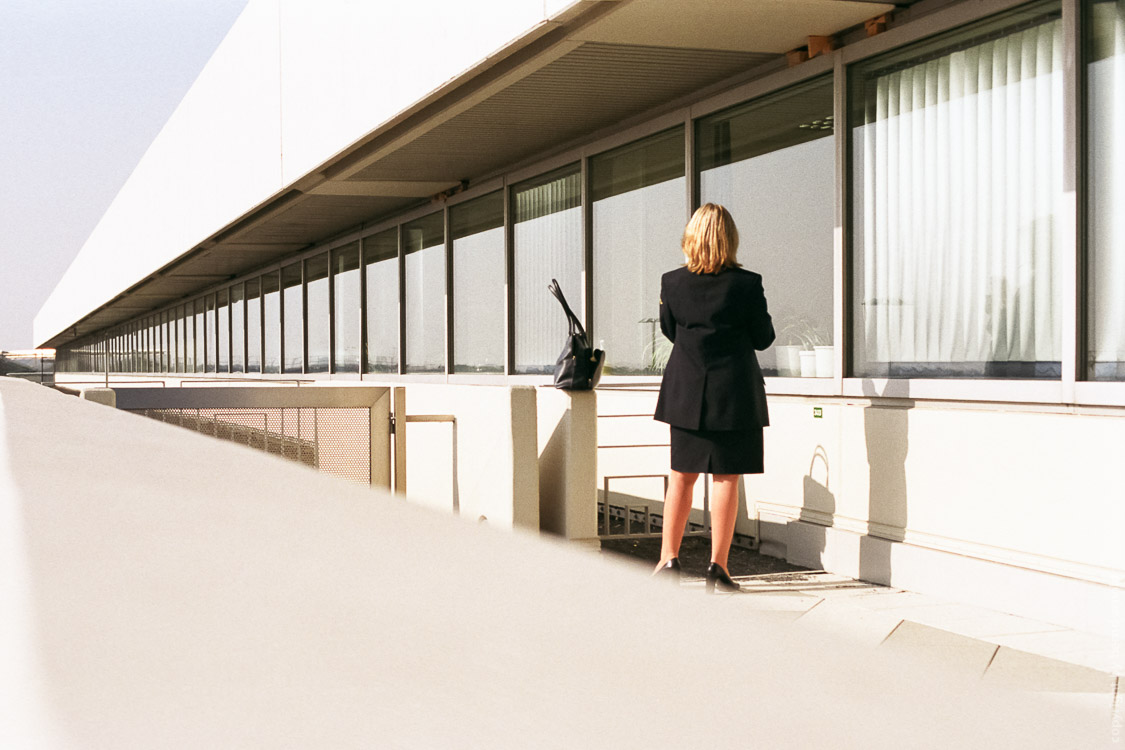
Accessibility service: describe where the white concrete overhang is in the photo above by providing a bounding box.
[43,0,897,349]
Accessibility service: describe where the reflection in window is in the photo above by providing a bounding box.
[176,306,185,372]
[851,2,1063,378]
[205,294,217,373]
[282,263,303,374]
[365,229,399,373]
[452,192,505,373]
[186,302,197,373]
[698,78,834,377]
[333,243,361,373]
[1089,0,1125,380]
[231,285,245,374]
[195,302,205,373]
[263,272,281,374]
[307,254,330,373]
[404,212,446,373]
[513,164,582,374]
[246,278,261,373]
[592,128,685,375]
[217,289,230,373]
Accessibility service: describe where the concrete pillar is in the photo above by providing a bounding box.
[537,387,597,541]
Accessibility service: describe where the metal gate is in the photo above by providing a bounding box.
[114,386,392,488]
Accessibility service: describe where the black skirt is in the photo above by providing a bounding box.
[669,425,764,475]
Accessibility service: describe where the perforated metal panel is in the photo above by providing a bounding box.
[136,406,372,484]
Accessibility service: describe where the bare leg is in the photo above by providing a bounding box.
[709,474,741,571]
[654,470,698,573]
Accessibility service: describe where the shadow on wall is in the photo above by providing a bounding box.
[860,379,912,586]
[799,444,835,568]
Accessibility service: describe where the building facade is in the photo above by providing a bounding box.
[37,0,1125,636]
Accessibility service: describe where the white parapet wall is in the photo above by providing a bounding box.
[368,382,542,531]
[595,387,1125,638]
[536,387,597,541]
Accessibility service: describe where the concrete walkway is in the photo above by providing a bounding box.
[687,568,1122,718]
[2,378,1121,748]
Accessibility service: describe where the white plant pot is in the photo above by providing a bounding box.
[775,345,801,377]
[798,350,817,378]
[814,345,834,378]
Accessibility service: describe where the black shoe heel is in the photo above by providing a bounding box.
[705,563,740,593]
[654,557,681,581]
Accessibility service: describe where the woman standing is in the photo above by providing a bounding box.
[653,204,774,592]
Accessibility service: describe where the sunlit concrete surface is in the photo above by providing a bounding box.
[0,378,1116,748]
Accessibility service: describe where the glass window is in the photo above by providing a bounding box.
[205,294,217,373]
[698,79,834,378]
[176,306,185,372]
[246,278,261,374]
[593,127,686,375]
[512,164,582,374]
[851,1,1063,378]
[263,272,281,374]
[282,263,303,374]
[160,312,168,372]
[217,289,230,373]
[333,243,361,373]
[231,285,245,374]
[364,228,400,373]
[1089,0,1125,380]
[307,254,330,373]
[452,191,505,373]
[186,304,196,373]
[404,212,446,373]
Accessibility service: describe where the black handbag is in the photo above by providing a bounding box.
[548,279,605,390]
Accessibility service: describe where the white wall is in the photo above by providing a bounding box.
[35,0,571,347]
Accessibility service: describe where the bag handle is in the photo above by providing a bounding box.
[548,279,587,340]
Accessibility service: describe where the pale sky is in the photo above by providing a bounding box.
[0,0,248,350]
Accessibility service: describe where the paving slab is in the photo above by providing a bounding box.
[984,630,1125,676]
[794,597,905,649]
[880,620,1000,680]
[983,647,1118,695]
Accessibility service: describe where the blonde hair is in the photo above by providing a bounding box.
[682,203,740,274]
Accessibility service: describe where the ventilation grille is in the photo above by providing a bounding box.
[133,407,371,485]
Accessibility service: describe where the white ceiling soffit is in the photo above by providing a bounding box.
[573,0,896,53]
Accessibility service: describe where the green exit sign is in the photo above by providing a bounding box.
[813,407,823,418]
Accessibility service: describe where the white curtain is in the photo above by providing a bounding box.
[1090,1,1125,368]
[859,20,1063,365]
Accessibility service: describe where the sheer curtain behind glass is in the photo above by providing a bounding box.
[404,212,446,373]
[1089,0,1125,379]
[452,192,505,373]
[698,79,835,376]
[333,244,361,373]
[306,255,330,373]
[853,4,1063,377]
[592,127,685,375]
[513,165,582,374]
[365,229,399,373]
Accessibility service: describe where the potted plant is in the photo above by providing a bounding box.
[777,317,832,377]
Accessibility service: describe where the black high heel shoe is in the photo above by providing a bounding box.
[705,563,741,593]
[653,557,681,581]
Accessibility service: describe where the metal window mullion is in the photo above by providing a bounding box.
[329,252,337,375]
[833,53,850,391]
[302,261,309,375]
[581,155,593,339]
[359,238,368,375]
[279,271,286,376]
[397,224,405,375]
[259,276,267,375]
[504,180,514,376]
[1061,0,1085,396]
[685,111,698,217]
[444,204,453,375]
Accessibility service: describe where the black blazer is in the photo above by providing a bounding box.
[654,266,775,431]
